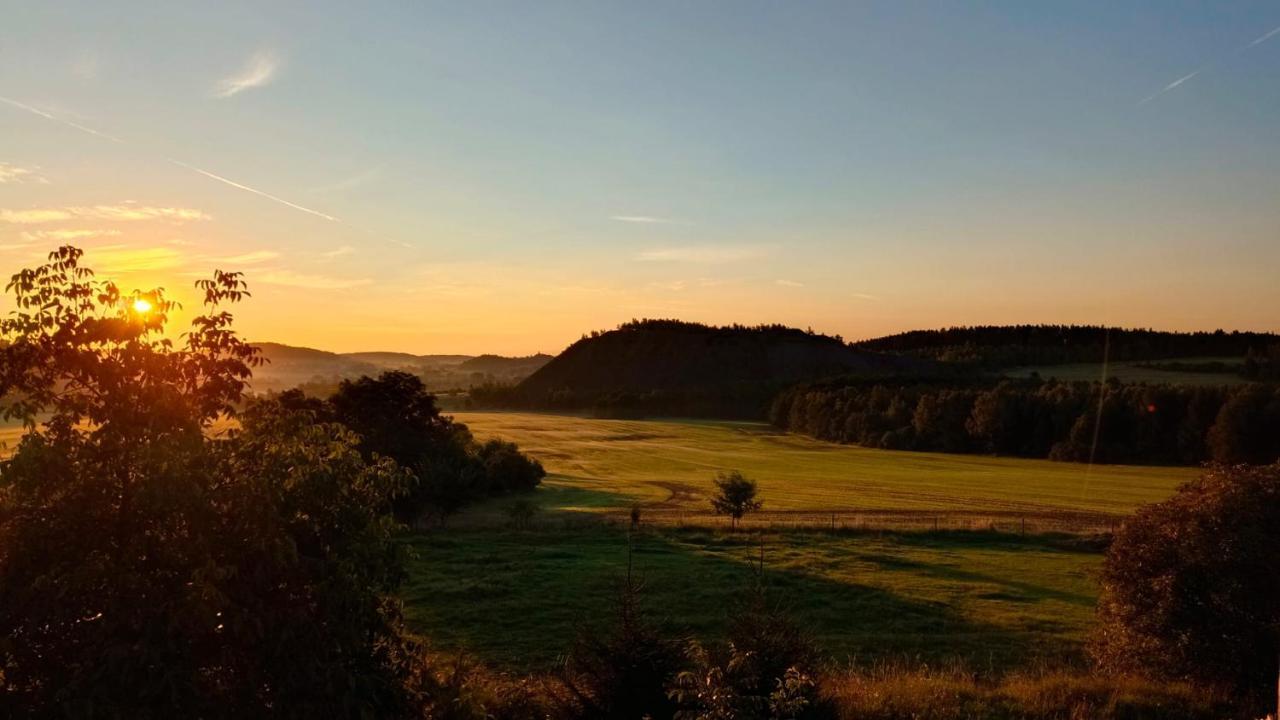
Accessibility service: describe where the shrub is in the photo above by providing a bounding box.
[1091,463,1280,712]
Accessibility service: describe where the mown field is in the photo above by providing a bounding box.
[398,412,1197,672]
[450,412,1195,518]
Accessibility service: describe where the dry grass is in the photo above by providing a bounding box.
[821,666,1230,719]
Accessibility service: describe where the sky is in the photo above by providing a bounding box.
[2,1,1279,355]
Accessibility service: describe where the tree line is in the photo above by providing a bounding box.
[771,378,1280,465]
[855,324,1280,369]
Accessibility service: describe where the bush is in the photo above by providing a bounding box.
[478,439,546,493]
[1091,462,1280,711]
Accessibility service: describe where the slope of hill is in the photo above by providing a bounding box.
[478,320,925,417]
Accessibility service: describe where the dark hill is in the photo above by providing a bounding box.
[477,320,926,418]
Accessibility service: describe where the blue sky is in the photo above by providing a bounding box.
[2,1,1278,353]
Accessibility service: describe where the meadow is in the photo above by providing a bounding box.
[398,412,1197,672]
[449,412,1195,518]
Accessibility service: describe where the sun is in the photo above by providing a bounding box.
[132,298,153,314]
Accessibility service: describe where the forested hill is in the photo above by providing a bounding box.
[473,320,926,417]
[855,325,1280,368]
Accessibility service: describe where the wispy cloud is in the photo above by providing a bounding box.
[1139,21,1280,104]
[256,270,371,290]
[167,159,340,222]
[21,228,121,242]
[611,215,681,225]
[214,51,280,98]
[636,245,772,263]
[88,246,186,273]
[0,242,35,252]
[775,279,804,287]
[0,95,124,143]
[0,205,210,224]
[0,162,49,184]
[852,292,880,302]
[321,245,355,259]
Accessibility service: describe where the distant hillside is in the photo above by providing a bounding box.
[251,343,382,392]
[856,325,1280,369]
[458,354,553,375]
[250,344,549,394]
[475,320,926,418]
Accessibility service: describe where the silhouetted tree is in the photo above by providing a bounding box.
[711,471,763,530]
[0,247,427,717]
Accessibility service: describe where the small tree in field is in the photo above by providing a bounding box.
[711,471,763,530]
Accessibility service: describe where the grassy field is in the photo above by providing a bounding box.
[1005,357,1246,386]
[394,412,1199,672]
[403,526,1102,672]
[450,412,1195,518]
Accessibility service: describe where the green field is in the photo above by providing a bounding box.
[396,412,1198,672]
[403,527,1100,671]
[450,412,1195,518]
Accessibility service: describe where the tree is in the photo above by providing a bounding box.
[1091,463,1280,714]
[561,541,685,720]
[710,471,763,530]
[0,247,428,717]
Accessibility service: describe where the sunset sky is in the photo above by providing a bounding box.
[3,1,1279,355]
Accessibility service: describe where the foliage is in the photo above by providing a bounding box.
[560,547,687,720]
[773,377,1280,466]
[294,373,543,524]
[669,585,827,720]
[856,324,1280,369]
[1091,463,1280,709]
[668,642,820,720]
[476,438,546,493]
[0,247,427,717]
[710,471,763,528]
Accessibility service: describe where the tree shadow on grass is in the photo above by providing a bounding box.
[855,551,1095,608]
[400,525,1066,673]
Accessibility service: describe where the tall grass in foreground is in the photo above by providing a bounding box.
[821,665,1230,720]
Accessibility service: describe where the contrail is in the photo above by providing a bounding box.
[167,158,341,223]
[1138,69,1204,105]
[1246,24,1280,48]
[0,95,125,143]
[1139,20,1280,104]
[0,92,366,231]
